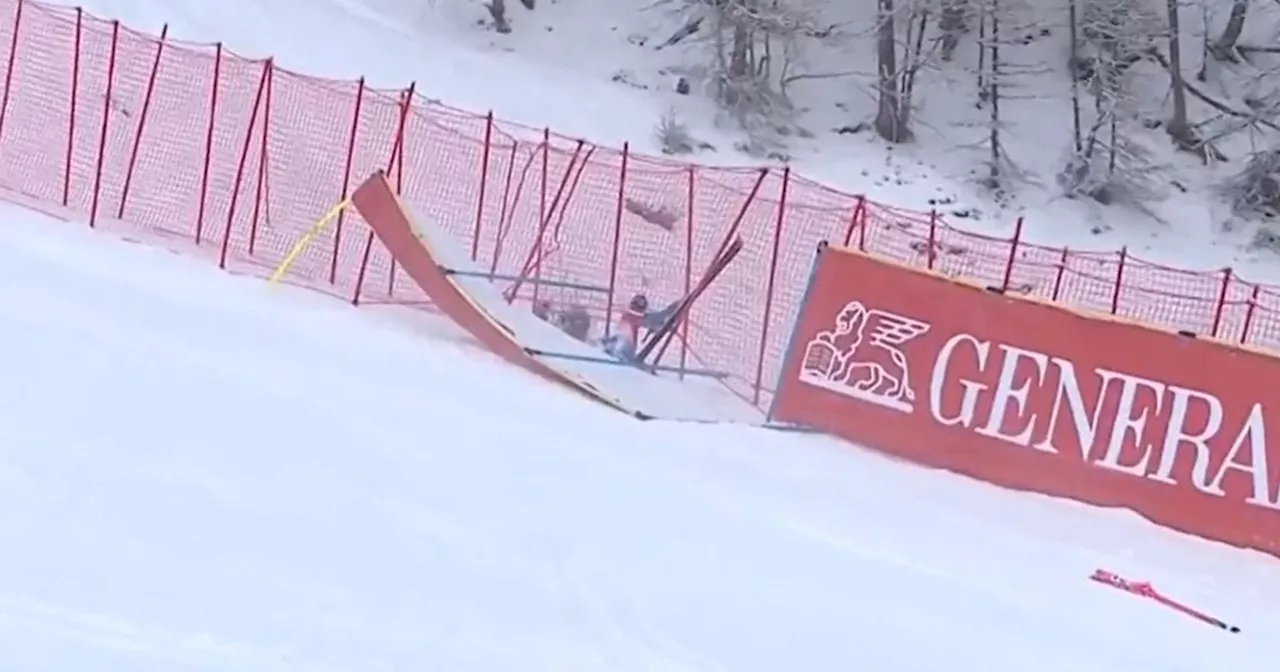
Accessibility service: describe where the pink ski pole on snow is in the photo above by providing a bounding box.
[1090,569,1240,633]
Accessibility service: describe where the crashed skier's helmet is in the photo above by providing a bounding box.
[532,299,553,321]
[628,293,649,315]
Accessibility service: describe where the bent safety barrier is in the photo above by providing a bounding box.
[343,171,760,421]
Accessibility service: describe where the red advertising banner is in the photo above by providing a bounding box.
[771,243,1280,557]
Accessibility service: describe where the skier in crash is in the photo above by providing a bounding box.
[600,292,681,364]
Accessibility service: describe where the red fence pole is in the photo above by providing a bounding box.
[1110,247,1127,314]
[1240,284,1260,344]
[328,76,364,284]
[1051,247,1068,301]
[650,168,766,367]
[384,82,414,181]
[489,140,520,276]
[926,210,938,269]
[219,57,270,270]
[248,59,273,257]
[603,142,630,337]
[857,198,868,251]
[61,7,82,206]
[681,165,695,377]
[194,42,222,243]
[117,23,167,219]
[752,167,790,406]
[1211,267,1232,338]
[841,196,865,247]
[504,139,586,304]
[395,89,410,193]
[471,110,493,261]
[532,128,550,307]
[89,20,119,229]
[352,230,375,305]
[0,0,24,168]
[1001,216,1023,291]
[550,146,593,243]
[370,83,414,298]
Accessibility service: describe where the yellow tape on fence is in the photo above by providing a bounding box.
[268,198,353,285]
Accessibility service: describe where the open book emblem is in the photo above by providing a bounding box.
[798,301,930,412]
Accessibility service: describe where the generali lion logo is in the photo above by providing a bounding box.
[798,300,931,412]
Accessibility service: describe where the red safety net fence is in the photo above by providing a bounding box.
[3,0,1280,410]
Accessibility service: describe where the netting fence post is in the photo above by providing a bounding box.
[1051,247,1068,301]
[841,195,865,247]
[531,128,550,307]
[926,210,938,269]
[61,7,82,206]
[89,20,119,229]
[1240,284,1260,344]
[1110,247,1127,314]
[194,42,222,244]
[752,167,789,407]
[1001,216,1023,291]
[389,82,415,192]
[1211,267,1232,338]
[352,230,375,305]
[364,82,415,302]
[117,23,167,219]
[603,142,630,338]
[328,76,364,284]
[857,198,868,251]
[219,57,270,270]
[471,110,493,261]
[504,140,586,304]
[488,139,518,277]
[680,165,695,378]
[0,0,24,172]
[248,58,273,257]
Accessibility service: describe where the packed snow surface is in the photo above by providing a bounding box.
[1,0,1278,669]
[0,206,1277,670]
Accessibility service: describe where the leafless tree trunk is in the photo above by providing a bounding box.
[1068,0,1081,153]
[939,0,968,61]
[1165,0,1197,152]
[985,0,1002,187]
[874,0,910,142]
[731,20,751,77]
[1210,0,1247,62]
[487,0,511,33]
[901,5,930,126]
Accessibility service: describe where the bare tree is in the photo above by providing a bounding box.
[1056,0,1168,206]
[662,0,836,146]
[874,0,910,141]
[1164,0,1197,151]
[1068,0,1082,153]
[1209,0,1248,63]
[485,0,535,34]
[963,0,1046,193]
[983,0,1001,187]
[939,0,970,62]
[873,0,933,143]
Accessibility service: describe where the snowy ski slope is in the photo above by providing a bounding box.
[0,202,1277,670]
[0,0,1276,669]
